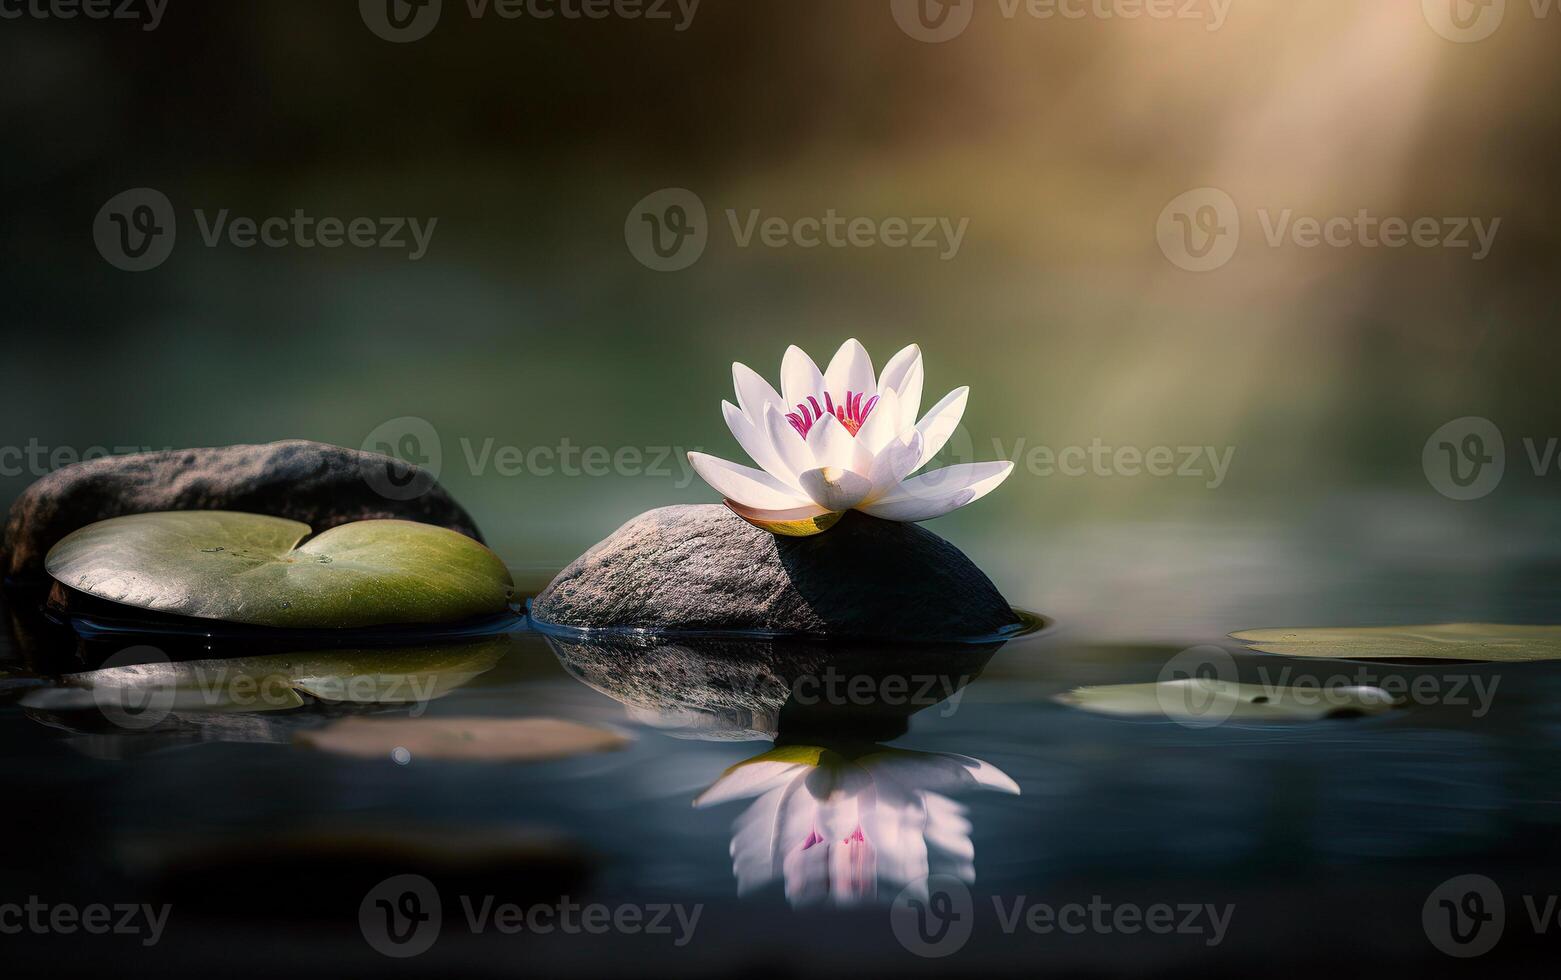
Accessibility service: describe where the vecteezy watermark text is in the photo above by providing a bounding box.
[1151,645,1498,729]
[0,0,166,29]
[361,0,700,43]
[78,647,456,731]
[1255,209,1499,260]
[625,188,970,271]
[726,666,976,718]
[359,875,700,958]
[890,875,1234,957]
[992,895,1234,947]
[0,441,170,478]
[993,0,1231,30]
[359,418,703,501]
[191,210,437,260]
[1423,873,1561,957]
[94,188,437,271]
[458,437,697,485]
[993,437,1235,489]
[458,895,700,946]
[790,670,974,717]
[1252,666,1499,718]
[1422,416,1561,501]
[0,898,171,946]
[890,0,1231,43]
[725,210,969,261]
[1422,0,1561,43]
[1157,188,1500,272]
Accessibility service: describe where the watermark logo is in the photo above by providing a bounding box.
[94,189,437,270]
[626,188,971,271]
[362,0,443,42]
[94,188,177,272]
[1143,648,1492,726]
[361,874,443,958]
[361,0,443,42]
[363,0,698,41]
[360,878,701,956]
[890,0,975,42]
[1155,645,1241,728]
[1158,189,1501,271]
[1422,0,1506,42]
[1423,417,1504,501]
[625,187,708,272]
[91,647,176,731]
[1423,874,1504,957]
[891,875,974,957]
[1422,875,1561,957]
[359,418,704,495]
[361,416,444,501]
[892,881,1236,957]
[1156,187,1239,273]
[892,0,1230,40]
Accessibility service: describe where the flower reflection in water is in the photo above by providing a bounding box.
[695,743,1018,908]
[544,630,1020,907]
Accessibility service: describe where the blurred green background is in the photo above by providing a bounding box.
[2,0,1557,578]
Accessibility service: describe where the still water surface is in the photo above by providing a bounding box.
[4,494,1561,974]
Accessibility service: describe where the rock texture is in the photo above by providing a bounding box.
[3,440,481,581]
[531,504,1021,641]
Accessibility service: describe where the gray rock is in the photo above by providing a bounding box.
[531,504,1022,641]
[3,440,481,581]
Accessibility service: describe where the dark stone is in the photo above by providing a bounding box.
[2,440,481,581]
[531,504,1022,641]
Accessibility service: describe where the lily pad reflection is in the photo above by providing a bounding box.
[1059,678,1402,723]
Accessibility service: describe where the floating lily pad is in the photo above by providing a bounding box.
[28,640,507,714]
[1231,623,1561,663]
[1058,679,1401,722]
[293,716,631,761]
[45,511,513,628]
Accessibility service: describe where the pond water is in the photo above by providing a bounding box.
[4,494,1561,975]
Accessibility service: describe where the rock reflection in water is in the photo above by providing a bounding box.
[544,631,1000,742]
[545,630,1020,906]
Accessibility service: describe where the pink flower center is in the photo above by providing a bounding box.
[786,390,878,439]
[800,826,868,850]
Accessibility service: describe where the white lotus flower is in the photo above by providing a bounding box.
[688,340,1014,535]
[694,745,1019,908]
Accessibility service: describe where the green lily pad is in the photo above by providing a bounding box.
[1231,623,1561,663]
[44,511,514,628]
[34,640,507,714]
[1058,679,1401,723]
